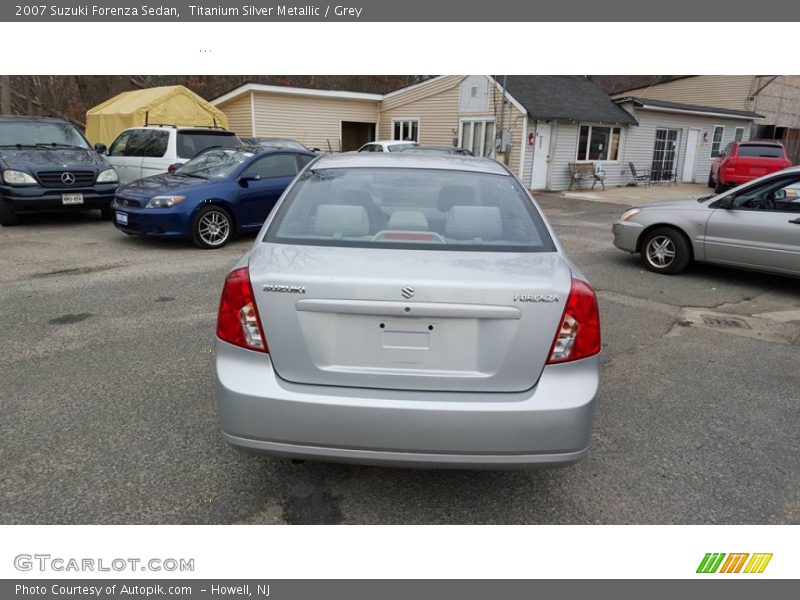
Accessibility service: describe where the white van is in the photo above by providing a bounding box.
[105,126,241,184]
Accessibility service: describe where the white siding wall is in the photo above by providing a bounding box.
[622,108,752,185]
[521,117,536,186]
[547,123,632,190]
[459,75,490,113]
[544,109,754,190]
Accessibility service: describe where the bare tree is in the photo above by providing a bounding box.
[0,75,10,114]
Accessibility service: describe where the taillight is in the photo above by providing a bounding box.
[216,267,267,353]
[546,278,601,364]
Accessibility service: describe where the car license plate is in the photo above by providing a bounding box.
[62,193,84,205]
[116,211,128,226]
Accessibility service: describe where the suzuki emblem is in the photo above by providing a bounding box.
[401,287,415,299]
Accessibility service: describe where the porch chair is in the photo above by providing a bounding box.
[628,162,651,187]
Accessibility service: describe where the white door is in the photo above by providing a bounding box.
[682,128,700,183]
[530,122,552,189]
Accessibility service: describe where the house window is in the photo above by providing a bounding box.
[577,125,621,161]
[734,126,745,142]
[392,119,419,142]
[711,126,725,157]
[459,119,496,157]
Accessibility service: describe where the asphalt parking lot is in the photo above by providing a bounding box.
[1,196,799,525]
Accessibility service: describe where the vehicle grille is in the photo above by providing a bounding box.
[37,171,96,188]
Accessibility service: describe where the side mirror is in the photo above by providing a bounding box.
[713,196,734,209]
[94,143,107,154]
[167,163,184,174]
[237,173,261,185]
[772,189,787,201]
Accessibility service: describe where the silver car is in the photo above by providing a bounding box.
[613,166,800,276]
[215,153,601,469]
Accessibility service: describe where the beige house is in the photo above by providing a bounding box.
[212,76,528,177]
[212,75,635,190]
[211,84,383,153]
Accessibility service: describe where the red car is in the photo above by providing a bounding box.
[709,140,791,193]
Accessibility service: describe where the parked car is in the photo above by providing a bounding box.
[613,166,800,276]
[239,137,315,152]
[112,146,315,248]
[0,116,119,226]
[215,153,602,468]
[105,125,242,184]
[357,140,419,153]
[708,140,791,193]
[399,145,475,156]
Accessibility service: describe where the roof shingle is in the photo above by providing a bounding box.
[498,76,638,125]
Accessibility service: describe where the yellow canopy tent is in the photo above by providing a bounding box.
[85,85,229,146]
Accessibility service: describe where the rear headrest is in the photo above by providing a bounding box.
[313,204,370,237]
[445,206,503,241]
[437,185,477,212]
[334,188,374,207]
[387,210,429,231]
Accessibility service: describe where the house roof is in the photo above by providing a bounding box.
[615,97,763,121]
[212,82,384,105]
[498,76,638,125]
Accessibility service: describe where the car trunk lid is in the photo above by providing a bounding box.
[248,244,573,393]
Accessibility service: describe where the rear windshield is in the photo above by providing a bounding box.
[387,143,418,152]
[176,131,241,159]
[738,144,784,158]
[265,168,555,252]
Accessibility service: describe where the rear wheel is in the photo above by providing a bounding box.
[192,205,233,249]
[99,207,113,220]
[707,170,715,188]
[641,227,691,275]
[714,177,727,194]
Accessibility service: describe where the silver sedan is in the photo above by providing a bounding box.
[215,153,601,469]
[613,166,800,276]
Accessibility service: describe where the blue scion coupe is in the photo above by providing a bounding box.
[111,146,316,248]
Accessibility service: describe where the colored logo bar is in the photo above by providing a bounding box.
[697,553,773,574]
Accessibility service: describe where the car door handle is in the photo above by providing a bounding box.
[790,218,800,224]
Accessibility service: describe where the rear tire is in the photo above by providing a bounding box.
[707,170,715,188]
[640,227,691,275]
[99,207,113,220]
[714,178,727,194]
[191,205,233,249]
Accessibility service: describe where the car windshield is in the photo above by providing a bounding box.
[0,121,90,148]
[176,131,241,159]
[265,167,555,252]
[738,144,784,158]
[174,148,255,180]
[249,138,307,151]
[401,147,451,154]
[387,143,418,152]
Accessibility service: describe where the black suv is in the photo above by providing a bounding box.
[0,116,119,226]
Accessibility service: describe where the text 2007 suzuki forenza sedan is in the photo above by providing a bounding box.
[215,153,601,468]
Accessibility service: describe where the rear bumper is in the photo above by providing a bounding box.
[0,184,117,213]
[216,340,600,469]
[612,220,643,253]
